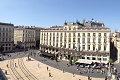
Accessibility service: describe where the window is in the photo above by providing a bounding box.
[98,45,101,50]
[73,44,75,49]
[88,33,90,36]
[104,33,106,36]
[98,38,101,43]
[69,38,71,42]
[78,38,80,43]
[83,33,85,36]
[92,54,96,60]
[87,38,90,43]
[104,45,106,51]
[69,44,71,48]
[6,28,8,31]
[60,43,62,47]
[97,55,101,60]
[93,33,95,36]
[98,33,101,36]
[64,38,66,42]
[73,38,75,42]
[87,45,90,50]
[3,28,5,31]
[82,38,85,43]
[78,33,80,36]
[73,33,75,36]
[104,38,106,43]
[64,44,66,48]
[82,54,85,59]
[93,45,95,50]
[93,38,96,42]
[69,33,71,36]
[82,45,85,50]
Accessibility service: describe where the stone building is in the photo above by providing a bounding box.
[110,31,120,63]
[0,22,14,53]
[40,19,111,63]
[14,26,36,49]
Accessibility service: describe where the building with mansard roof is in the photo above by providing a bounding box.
[40,19,111,64]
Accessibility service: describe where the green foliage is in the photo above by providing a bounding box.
[69,57,72,64]
[108,59,113,63]
[73,58,78,63]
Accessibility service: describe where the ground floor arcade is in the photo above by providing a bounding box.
[39,44,109,63]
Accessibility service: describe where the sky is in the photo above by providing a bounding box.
[0,0,120,32]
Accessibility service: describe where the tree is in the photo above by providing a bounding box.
[73,58,78,63]
[108,59,113,63]
[69,57,72,65]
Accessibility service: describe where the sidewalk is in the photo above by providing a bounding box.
[0,57,105,80]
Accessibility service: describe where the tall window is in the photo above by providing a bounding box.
[82,38,85,43]
[98,38,101,43]
[93,45,95,50]
[69,44,71,48]
[60,43,62,47]
[87,45,90,50]
[73,44,75,49]
[64,44,66,48]
[73,38,75,42]
[82,45,85,50]
[104,38,107,43]
[87,38,90,43]
[104,45,106,51]
[69,38,71,42]
[93,38,96,42]
[78,38,80,43]
[93,33,95,36]
[78,33,80,36]
[64,38,66,42]
[83,33,85,36]
[98,45,101,50]
[88,33,90,36]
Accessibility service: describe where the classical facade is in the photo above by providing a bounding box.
[110,31,120,63]
[0,22,14,52]
[14,26,36,49]
[40,19,111,63]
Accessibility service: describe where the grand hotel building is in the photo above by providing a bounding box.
[40,19,111,63]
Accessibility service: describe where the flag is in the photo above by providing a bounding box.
[56,43,58,47]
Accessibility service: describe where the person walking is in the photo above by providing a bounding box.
[62,69,64,73]
[6,64,8,68]
[49,72,51,77]
[15,63,17,67]
[73,72,74,77]
[47,66,48,71]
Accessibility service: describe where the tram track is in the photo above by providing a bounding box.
[8,53,24,80]
[18,53,39,80]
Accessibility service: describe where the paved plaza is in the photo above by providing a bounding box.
[0,51,120,80]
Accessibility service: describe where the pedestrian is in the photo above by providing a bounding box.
[6,64,8,68]
[73,72,74,77]
[49,72,51,77]
[88,75,90,80]
[5,70,7,75]
[105,76,107,80]
[15,63,17,67]
[79,70,81,74]
[47,66,48,71]
[57,62,59,66]
[67,64,69,67]
[62,69,64,73]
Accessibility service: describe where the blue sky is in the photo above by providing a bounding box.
[0,0,120,32]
